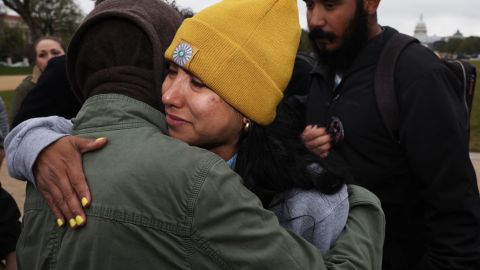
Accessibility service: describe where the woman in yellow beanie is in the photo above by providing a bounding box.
[162,0,351,253]
[6,0,384,265]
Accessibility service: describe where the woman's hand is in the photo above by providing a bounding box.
[34,136,107,229]
[301,125,332,159]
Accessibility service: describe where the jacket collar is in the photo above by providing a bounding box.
[72,94,168,134]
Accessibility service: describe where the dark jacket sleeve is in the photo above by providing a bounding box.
[11,55,82,129]
[0,187,21,259]
[397,55,480,269]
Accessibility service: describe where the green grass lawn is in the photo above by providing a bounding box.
[0,90,15,124]
[469,60,480,152]
[0,66,32,76]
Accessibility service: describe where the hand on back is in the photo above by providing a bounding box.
[34,136,107,229]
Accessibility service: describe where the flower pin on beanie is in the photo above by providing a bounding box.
[172,42,194,67]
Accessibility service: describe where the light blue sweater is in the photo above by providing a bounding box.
[269,186,348,254]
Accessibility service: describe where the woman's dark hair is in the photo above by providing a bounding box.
[235,96,353,207]
[32,36,66,58]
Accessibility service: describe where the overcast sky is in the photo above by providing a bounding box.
[75,0,479,37]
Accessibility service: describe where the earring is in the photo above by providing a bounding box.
[243,120,251,133]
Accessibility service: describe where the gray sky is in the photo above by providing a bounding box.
[76,0,479,37]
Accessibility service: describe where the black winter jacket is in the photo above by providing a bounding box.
[306,27,480,270]
[0,187,21,260]
[12,56,81,129]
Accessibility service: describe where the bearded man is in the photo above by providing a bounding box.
[299,0,480,269]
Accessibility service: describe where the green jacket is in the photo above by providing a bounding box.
[17,94,385,270]
[11,75,35,122]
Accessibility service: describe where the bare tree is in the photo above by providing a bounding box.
[1,0,83,42]
[165,0,194,19]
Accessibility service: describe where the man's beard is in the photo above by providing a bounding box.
[309,5,370,72]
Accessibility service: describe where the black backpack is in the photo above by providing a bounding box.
[374,33,477,142]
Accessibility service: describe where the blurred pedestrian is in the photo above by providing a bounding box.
[11,36,66,122]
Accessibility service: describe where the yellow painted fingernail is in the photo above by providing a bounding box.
[81,197,89,208]
[95,137,106,142]
[75,216,84,226]
[56,218,64,227]
[69,218,77,228]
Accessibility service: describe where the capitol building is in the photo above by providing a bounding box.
[413,14,464,45]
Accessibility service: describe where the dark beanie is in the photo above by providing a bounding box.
[67,0,182,107]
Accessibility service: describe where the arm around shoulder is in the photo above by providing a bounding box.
[5,116,73,183]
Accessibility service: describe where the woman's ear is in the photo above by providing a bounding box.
[363,0,380,16]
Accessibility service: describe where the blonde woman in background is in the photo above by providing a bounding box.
[11,36,65,121]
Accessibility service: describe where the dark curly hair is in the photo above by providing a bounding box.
[235,96,353,207]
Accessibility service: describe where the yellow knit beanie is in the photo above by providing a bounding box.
[165,0,300,126]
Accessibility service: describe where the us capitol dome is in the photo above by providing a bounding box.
[412,14,464,45]
[414,14,428,41]
[413,14,442,44]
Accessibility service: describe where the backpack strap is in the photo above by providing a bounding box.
[444,60,477,117]
[374,33,419,142]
